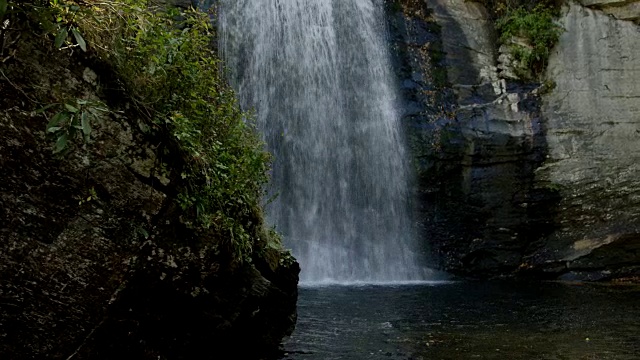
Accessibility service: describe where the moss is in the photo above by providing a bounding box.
[538,181,564,192]
[538,79,556,94]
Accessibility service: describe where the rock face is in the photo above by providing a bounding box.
[389,0,640,280]
[389,0,555,277]
[532,3,640,280]
[0,15,298,360]
[579,0,640,22]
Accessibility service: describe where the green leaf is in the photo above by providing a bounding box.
[136,227,149,239]
[65,103,79,113]
[71,28,87,52]
[267,241,280,250]
[53,133,68,154]
[47,126,62,133]
[54,27,68,49]
[81,112,91,139]
[0,0,8,21]
[47,112,68,129]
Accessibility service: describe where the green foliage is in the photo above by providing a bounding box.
[538,181,563,193]
[78,187,98,205]
[45,0,88,51]
[253,226,291,271]
[75,0,280,262]
[0,0,8,21]
[38,99,107,154]
[15,0,287,264]
[466,0,562,78]
[277,247,296,268]
[5,1,87,51]
[496,4,562,78]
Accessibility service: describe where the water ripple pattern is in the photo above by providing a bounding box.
[282,283,640,359]
[219,0,430,283]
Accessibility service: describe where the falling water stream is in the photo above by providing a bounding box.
[218,0,429,284]
[213,3,640,360]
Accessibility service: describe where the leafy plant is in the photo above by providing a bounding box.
[496,4,562,78]
[13,0,88,51]
[19,0,287,265]
[466,0,562,79]
[74,0,282,262]
[468,0,560,18]
[39,99,107,154]
[49,0,87,51]
[78,186,98,205]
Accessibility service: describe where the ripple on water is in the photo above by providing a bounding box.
[281,282,640,360]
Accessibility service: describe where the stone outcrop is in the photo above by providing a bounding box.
[389,0,640,280]
[0,13,298,360]
[530,3,640,280]
[579,0,640,22]
[389,0,554,277]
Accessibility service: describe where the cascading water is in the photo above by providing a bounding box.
[218,0,430,284]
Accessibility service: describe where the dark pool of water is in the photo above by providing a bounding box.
[281,282,640,360]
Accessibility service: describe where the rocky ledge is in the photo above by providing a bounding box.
[579,0,640,22]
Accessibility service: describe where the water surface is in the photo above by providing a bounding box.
[282,282,640,359]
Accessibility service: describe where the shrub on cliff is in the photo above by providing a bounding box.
[470,0,563,78]
[11,0,286,265]
[495,4,563,78]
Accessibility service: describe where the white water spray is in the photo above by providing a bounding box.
[218,0,431,284]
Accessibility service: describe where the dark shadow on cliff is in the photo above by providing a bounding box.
[385,0,561,279]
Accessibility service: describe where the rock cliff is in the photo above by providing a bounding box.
[389,0,640,280]
[0,4,298,359]
[533,3,640,280]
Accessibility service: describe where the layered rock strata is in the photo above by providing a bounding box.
[389,0,640,280]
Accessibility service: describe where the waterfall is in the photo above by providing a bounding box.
[218,0,430,284]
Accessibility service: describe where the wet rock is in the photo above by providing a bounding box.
[389,0,640,280]
[388,0,554,278]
